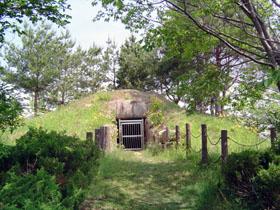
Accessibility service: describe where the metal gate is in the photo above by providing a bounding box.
[119,119,144,150]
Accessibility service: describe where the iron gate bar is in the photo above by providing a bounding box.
[119,119,144,150]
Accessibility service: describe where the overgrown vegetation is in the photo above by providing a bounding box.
[0,86,22,133]
[0,90,274,209]
[147,96,164,127]
[222,147,280,209]
[0,128,100,209]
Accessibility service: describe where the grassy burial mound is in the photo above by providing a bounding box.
[3,89,270,154]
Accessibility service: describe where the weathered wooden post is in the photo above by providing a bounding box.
[175,125,180,149]
[270,127,277,149]
[162,127,169,149]
[221,130,228,164]
[186,123,191,150]
[95,128,101,149]
[100,126,111,152]
[201,124,208,164]
[86,132,93,143]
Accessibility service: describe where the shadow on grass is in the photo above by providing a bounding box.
[81,151,222,210]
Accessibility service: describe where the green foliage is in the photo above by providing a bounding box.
[0,169,64,210]
[0,0,71,43]
[265,103,280,132]
[1,23,65,114]
[147,97,164,127]
[2,23,107,113]
[93,0,280,71]
[253,164,280,209]
[0,87,22,133]
[222,150,280,209]
[0,128,100,209]
[117,35,158,90]
[0,144,14,174]
[101,39,119,89]
[222,151,264,190]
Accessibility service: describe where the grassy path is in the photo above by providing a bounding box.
[81,149,221,210]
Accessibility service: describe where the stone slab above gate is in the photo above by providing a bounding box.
[110,100,149,119]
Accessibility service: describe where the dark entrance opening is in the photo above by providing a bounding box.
[117,118,144,150]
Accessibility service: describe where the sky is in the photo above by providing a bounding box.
[3,0,138,49]
[66,0,132,48]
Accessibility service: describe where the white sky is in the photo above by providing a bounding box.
[66,0,131,48]
[3,0,136,49]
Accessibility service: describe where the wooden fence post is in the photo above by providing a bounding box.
[201,124,208,164]
[95,128,101,149]
[186,123,191,150]
[221,130,228,164]
[86,132,93,143]
[270,127,277,149]
[175,125,180,149]
[162,127,169,149]
[99,126,111,152]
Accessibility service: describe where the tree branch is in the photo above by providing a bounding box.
[164,0,274,67]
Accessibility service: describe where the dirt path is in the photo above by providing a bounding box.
[81,150,214,210]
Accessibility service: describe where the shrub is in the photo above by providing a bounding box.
[222,150,274,206]
[223,151,262,189]
[0,144,14,172]
[273,138,280,155]
[222,149,279,209]
[14,128,100,176]
[148,97,164,127]
[253,164,280,209]
[0,169,64,210]
[0,127,100,209]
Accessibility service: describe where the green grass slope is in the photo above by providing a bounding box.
[2,89,270,153]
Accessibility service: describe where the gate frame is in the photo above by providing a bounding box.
[118,118,145,150]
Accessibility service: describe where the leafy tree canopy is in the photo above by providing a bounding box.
[92,0,280,91]
[0,0,71,42]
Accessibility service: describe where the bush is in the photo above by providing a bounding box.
[148,97,164,127]
[0,144,14,173]
[0,128,100,209]
[273,138,280,155]
[222,151,264,189]
[253,164,280,209]
[0,169,64,210]
[222,149,279,209]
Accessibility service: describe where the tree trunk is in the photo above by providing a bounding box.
[278,81,280,92]
[221,90,226,116]
[215,103,221,116]
[113,66,117,90]
[34,91,39,116]
[61,91,65,105]
[210,97,215,116]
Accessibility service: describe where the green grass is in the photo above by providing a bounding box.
[1,90,271,209]
[81,148,245,210]
[1,92,114,144]
[168,112,270,154]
